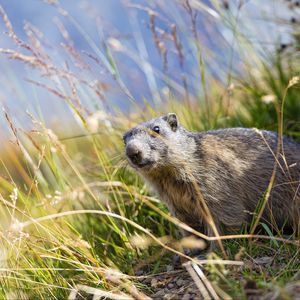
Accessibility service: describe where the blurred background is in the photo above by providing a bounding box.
[0,0,298,140]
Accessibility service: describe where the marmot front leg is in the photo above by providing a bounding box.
[172,221,222,267]
[172,234,205,267]
[174,211,207,253]
[171,218,207,267]
[205,222,224,253]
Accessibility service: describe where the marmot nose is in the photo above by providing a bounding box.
[126,144,142,164]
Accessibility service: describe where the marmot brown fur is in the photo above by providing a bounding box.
[123,113,300,245]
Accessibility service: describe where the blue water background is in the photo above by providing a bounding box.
[0,0,296,139]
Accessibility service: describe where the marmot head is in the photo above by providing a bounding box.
[123,113,184,172]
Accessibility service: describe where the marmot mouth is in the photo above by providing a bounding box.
[130,159,154,169]
[137,161,153,168]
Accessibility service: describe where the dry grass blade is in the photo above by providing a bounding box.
[184,261,220,300]
[68,284,134,300]
[191,263,220,299]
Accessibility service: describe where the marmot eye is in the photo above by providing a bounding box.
[152,126,160,134]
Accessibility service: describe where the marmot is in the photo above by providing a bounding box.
[123,113,300,246]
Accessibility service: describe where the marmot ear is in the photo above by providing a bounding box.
[164,113,178,131]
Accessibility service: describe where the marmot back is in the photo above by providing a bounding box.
[123,113,300,242]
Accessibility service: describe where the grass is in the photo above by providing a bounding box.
[0,1,300,299]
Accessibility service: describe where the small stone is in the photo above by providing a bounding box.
[166,264,174,272]
[182,293,190,300]
[189,294,196,300]
[253,256,273,266]
[135,270,144,276]
[167,283,175,289]
[154,290,165,298]
[143,277,152,284]
[176,278,184,287]
[151,278,158,287]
